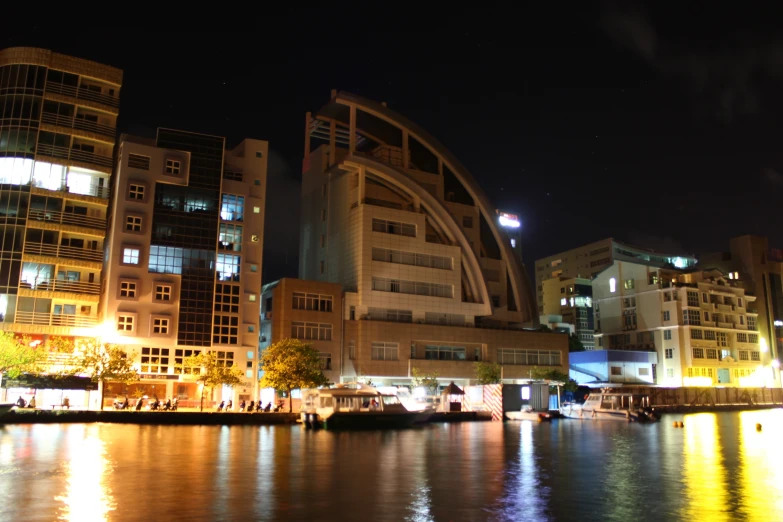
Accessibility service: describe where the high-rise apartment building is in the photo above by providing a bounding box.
[593,261,770,387]
[295,91,567,386]
[0,47,121,340]
[534,238,698,316]
[100,130,267,406]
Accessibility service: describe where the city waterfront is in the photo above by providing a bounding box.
[1,410,781,521]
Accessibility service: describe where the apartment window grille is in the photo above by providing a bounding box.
[120,281,137,298]
[122,247,140,265]
[371,277,453,299]
[117,315,134,332]
[152,317,170,335]
[665,348,673,359]
[174,349,202,374]
[165,159,181,175]
[497,348,561,366]
[129,184,145,200]
[140,347,169,373]
[290,322,332,341]
[213,316,239,345]
[371,218,416,237]
[155,285,172,301]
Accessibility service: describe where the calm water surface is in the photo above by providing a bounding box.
[1,410,782,522]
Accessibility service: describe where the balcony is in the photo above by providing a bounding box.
[42,111,116,139]
[718,322,735,329]
[715,303,733,312]
[23,243,103,263]
[13,311,98,328]
[28,209,106,231]
[36,143,113,169]
[20,278,101,295]
[45,82,120,109]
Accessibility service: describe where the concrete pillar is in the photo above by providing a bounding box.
[402,129,409,169]
[349,105,356,154]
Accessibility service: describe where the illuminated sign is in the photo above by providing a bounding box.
[498,212,520,228]
[774,320,783,327]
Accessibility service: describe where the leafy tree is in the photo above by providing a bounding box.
[474,361,502,385]
[569,333,585,352]
[530,367,578,392]
[412,368,439,394]
[75,338,139,410]
[0,332,43,386]
[185,352,244,412]
[259,338,329,412]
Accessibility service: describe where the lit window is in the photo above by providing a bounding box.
[117,315,134,332]
[510,239,516,248]
[155,285,171,301]
[560,298,567,306]
[120,281,137,298]
[165,159,181,175]
[253,206,260,214]
[153,317,169,335]
[249,294,257,302]
[609,278,616,293]
[129,184,144,200]
[123,248,140,265]
[126,216,142,232]
[220,194,245,221]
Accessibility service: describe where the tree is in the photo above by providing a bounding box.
[530,367,579,392]
[0,332,43,388]
[412,368,439,394]
[75,338,139,410]
[259,338,330,412]
[185,352,244,412]
[569,333,585,352]
[474,361,502,385]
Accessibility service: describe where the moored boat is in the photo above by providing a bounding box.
[560,389,660,422]
[300,384,429,429]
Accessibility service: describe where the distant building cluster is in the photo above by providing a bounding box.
[535,237,781,388]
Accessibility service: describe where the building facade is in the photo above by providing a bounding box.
[294,91,567,386]
[100,130,267,405]
[541,276,594,349]
[0,47,121,342]
[700,235,782,384]
[534,238,698,316]
[260,278,343,385]
[593,261,769,387]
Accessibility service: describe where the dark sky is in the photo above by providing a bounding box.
[6,4,783,283]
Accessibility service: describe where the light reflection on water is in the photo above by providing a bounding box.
[0,410,781,521]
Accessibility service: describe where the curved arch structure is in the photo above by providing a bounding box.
[304,91,537,325]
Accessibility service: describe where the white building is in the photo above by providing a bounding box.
[593,261,772,387]
[100,129,267,407]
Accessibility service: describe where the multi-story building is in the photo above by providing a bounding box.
[700,235,782,383]
[295,91,567,386]
[260,278,343,398]
[534,238,698,316]
[0,47,121,341]
[100,129,267,406]
[541,276,594,349]
[592,260,769,387]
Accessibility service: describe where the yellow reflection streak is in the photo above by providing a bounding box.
[55,432,115,521]
[738,410,783,520]
[683,413,729,522]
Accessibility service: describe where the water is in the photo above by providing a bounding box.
[1,410,782,522]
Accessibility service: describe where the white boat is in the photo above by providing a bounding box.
[560,389,660,422]
[300,384,430,429]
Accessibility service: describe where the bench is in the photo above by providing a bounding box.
[50,404,71,410]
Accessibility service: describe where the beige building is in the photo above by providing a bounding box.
[293,91,567,386]
[0,47,121,343]
[100,130,267,405]
[260,278,343,385]
[593,261,770,387]
[700,235,782,385]
[535,238,698,316]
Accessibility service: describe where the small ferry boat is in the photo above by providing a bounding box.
[300,384,429,429]
[560,389,660,422]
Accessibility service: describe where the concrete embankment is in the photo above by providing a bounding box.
[1,409,300,425]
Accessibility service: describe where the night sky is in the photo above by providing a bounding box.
[6,5,782,284]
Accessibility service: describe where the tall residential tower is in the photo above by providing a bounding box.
[0,47,121,340]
